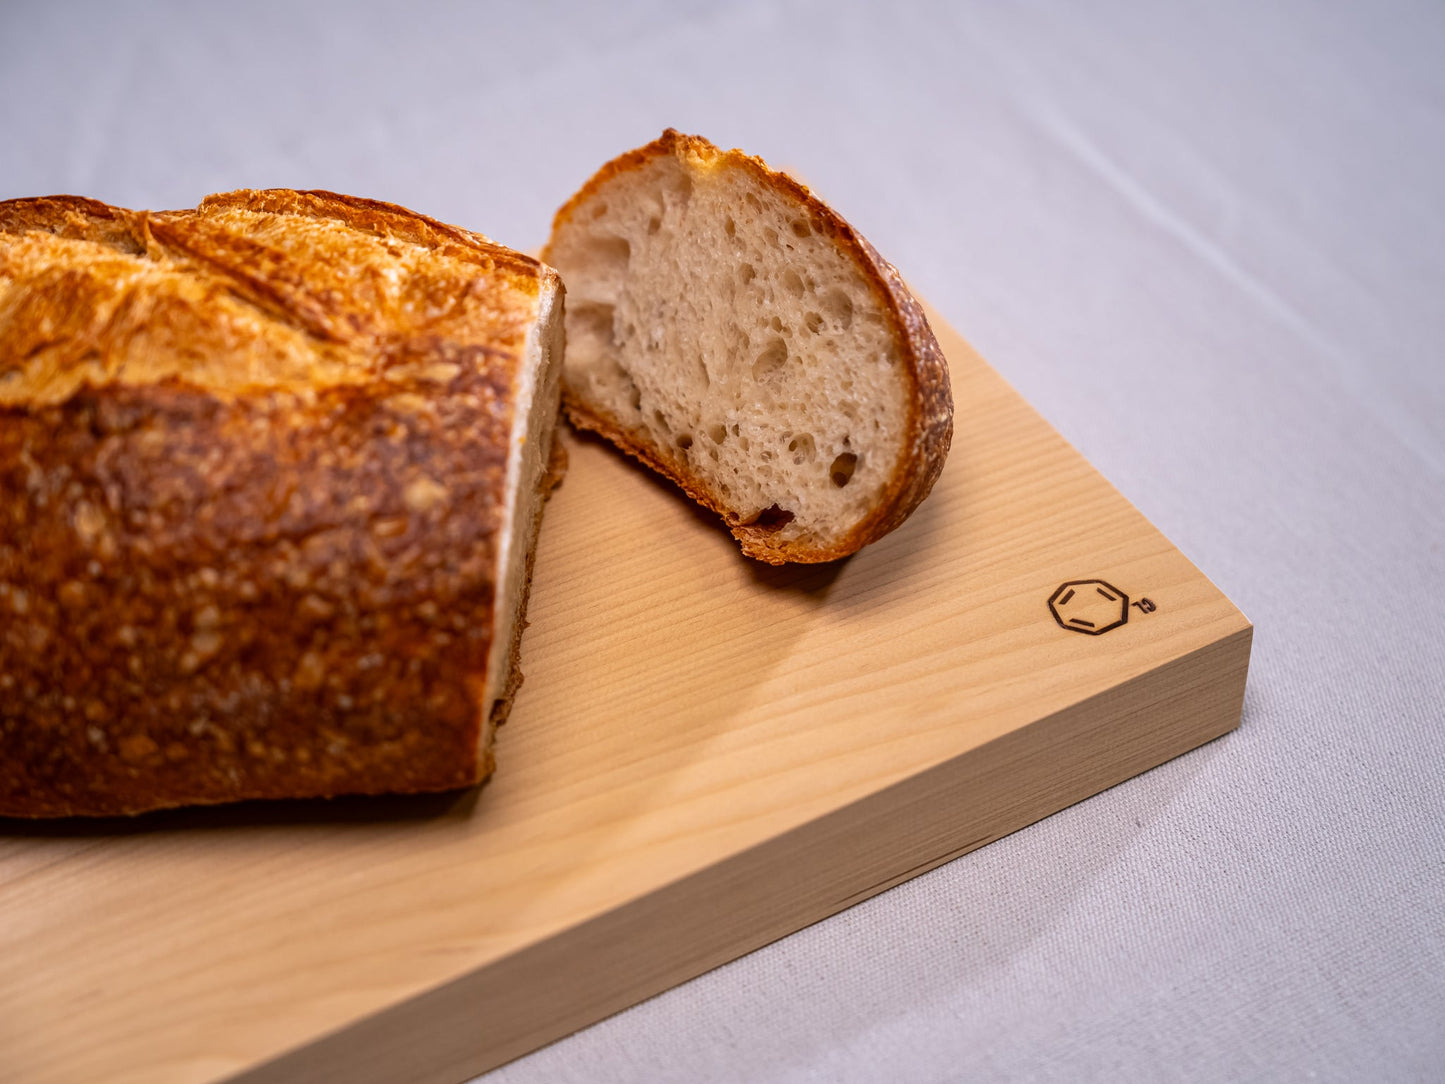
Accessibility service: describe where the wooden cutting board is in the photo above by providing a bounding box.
[0,307,1251,1084]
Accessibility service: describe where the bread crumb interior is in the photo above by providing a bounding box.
[549,154,907,546]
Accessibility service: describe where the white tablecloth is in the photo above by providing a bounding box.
[5,2,1441,1079]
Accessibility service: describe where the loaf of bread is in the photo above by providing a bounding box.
[0,190,564,817]
[541,130,952,564]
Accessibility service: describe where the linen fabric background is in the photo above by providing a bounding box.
[3,2,1441,1080]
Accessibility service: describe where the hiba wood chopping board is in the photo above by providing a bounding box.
[0,305,1251,1084]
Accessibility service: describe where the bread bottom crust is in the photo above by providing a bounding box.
[565,392,866,565]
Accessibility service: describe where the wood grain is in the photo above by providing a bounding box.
[0,307,1251,1084]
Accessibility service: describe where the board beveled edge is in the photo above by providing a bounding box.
[234,623,1252,1084]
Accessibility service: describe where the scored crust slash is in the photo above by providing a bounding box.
[0,190,565,817]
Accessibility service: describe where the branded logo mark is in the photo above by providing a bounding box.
[1048,579,1130,635]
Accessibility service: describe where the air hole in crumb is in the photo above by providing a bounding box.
[724,216,736,237]
[648,215,661,233]
[583,234,631,273]
[791,219,811,238]
[571,302,616,349]
[739,263,756,284]
[763,226,780,248]
[752,504,795,531]
[804,311,824,334]
[609,362,641,415]
[745,193,763,212]
[831,453,858,488]
[782,269,804,295]
[752,337,788,380]
[788,433,816,464]
[822,289,854,330]
[591,202,608,219]
[769,315,784,332]
[709,424,728,444]
[677,433,694,450]
[653,409,667,428]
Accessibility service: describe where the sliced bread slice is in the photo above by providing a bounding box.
[541,130,952,564]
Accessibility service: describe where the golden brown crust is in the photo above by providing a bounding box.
[0,191,558,817]
[544,131,952,564]
[0,189,551,408]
